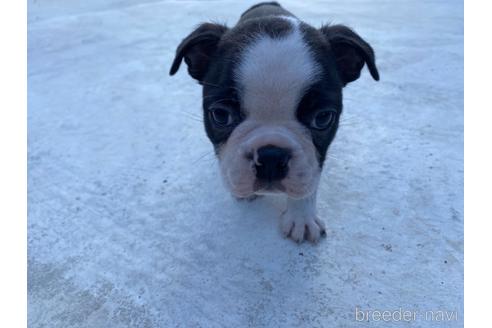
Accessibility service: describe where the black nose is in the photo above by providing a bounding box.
[255,145,291,182]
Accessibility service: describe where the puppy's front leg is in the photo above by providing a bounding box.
[281,191,326,243]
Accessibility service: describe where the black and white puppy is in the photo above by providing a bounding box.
[170,2,379,243]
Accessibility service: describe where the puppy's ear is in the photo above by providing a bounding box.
[169,23,228,81]
[320,24,379,86]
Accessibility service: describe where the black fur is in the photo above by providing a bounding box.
[320,24,379,85]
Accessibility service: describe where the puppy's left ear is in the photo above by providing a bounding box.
[169,23,229,81]
[320,25,379,86]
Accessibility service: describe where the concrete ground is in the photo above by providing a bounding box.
[28,0,463,327]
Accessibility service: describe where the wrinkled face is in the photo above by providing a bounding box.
[202,17,343,199]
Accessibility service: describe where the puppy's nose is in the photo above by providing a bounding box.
[255,145,291,182]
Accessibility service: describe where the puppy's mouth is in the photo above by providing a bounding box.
[253,179,286,194]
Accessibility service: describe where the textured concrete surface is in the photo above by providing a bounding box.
[28,0,463,327]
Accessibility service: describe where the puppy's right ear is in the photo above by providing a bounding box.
[169,23,228,81]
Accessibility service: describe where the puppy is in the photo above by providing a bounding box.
[170,2,379,243]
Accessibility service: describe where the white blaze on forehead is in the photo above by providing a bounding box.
[235,18,320,121]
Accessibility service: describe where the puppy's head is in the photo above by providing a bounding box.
[170,16,379,199]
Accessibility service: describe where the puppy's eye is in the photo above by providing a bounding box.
[209,106,233,127]
[311,110,336,130]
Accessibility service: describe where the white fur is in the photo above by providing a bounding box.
[235,18,320,121]
[218,18,325,242]
[219,18,322,200]
[281,190,326,243]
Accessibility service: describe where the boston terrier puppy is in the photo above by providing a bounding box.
[170,2,379,243]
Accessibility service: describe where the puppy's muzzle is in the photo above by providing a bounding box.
[254,145,291,182]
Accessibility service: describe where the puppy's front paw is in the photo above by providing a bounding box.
[281,212,326,243]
